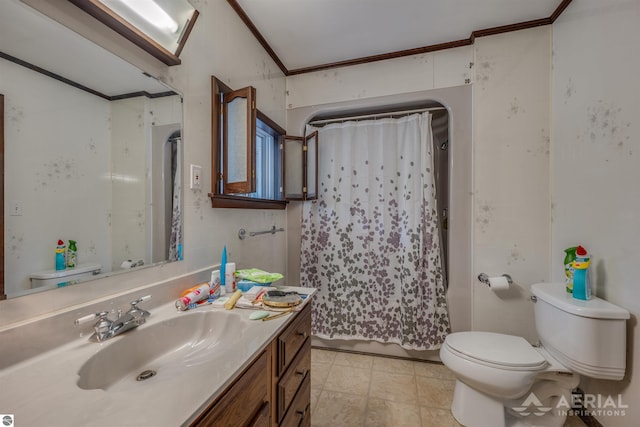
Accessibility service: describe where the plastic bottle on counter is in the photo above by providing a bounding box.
[55,240,66,271]
[67,240,77,269]
[572,245,592,301]
[563,246,577,293]
[210,270,222,298]
[225,262,236,293]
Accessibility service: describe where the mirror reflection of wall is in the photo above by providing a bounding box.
[0,0,183,299]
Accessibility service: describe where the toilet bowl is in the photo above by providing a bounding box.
[441,282,629,427]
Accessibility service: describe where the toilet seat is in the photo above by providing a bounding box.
[444,332,547,371]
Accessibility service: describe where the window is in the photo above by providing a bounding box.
[237,118,283,200]
[283,132,318,200]
[209,75,318,209]
[210,76,286,209]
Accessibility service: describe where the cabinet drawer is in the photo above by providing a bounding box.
[277,340,310,422]
[277,303,311,376]
[280,374,311,427]
[193,350,268,427]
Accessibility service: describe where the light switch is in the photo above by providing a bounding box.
[190,164,202,190]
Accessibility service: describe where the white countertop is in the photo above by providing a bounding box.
[0,286,315,427]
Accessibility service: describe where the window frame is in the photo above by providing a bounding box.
[222,86,256,194]
[283,131,319,201]
[210,76,287,210]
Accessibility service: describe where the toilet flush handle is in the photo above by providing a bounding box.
[530,295,538,303]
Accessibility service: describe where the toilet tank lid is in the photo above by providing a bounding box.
[531,283,630,320]
[30,263,102,280]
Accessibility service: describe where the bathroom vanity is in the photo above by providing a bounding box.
[191,302,311,426]
[0,285,314,427]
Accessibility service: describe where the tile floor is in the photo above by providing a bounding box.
[309,348,587,427]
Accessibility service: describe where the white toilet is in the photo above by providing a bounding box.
[30,262,102,289]
[440,282,629,427]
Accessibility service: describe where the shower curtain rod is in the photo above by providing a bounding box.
[308,106,446,126]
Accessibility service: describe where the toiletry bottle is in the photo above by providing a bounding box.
[220,246,227,288]
[67,240,77,269]
[210,270,222,298]
[225,262,237,293]
[564,246,577,293]
[55,240,66,271]
[572,245,591,300]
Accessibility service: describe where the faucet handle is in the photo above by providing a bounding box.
[74,311,111,325]
[130,295,151,307]
[128,295,152,319]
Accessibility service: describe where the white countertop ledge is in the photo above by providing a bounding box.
[0,286,315,427]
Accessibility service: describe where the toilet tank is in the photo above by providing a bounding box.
[30,263,102,289]
[531,283,630,380]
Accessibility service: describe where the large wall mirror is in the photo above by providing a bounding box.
[0,0,183,299]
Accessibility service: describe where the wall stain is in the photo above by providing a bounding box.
[9,106,24,132]
[507,244,525,265]
[476,200,494,234]
[475,57,494,89]
[136,210,145,232]
[35,157,81,191]
[507,97,525,119]
[585,100,632,153]
[86,137,97,153]
[564,78,575,104]
[527,128,550,156]
[193,192,204,221]
[7,232,24,260]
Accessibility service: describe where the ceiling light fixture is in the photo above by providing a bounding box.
[70,0,199,66]
[115,0,179,33]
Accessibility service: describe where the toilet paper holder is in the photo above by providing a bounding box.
[477,273,513,286]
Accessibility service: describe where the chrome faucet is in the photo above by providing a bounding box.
[75,295,151,342]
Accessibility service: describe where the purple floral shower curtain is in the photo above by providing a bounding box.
[300,113,450,350]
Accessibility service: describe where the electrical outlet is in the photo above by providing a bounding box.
[10,200,23,216]
[190,164,202,190]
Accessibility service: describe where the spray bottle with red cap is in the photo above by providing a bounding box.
[55,240,66,271]
[572,245,591,300]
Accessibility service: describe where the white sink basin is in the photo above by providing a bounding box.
[77,310,248,392]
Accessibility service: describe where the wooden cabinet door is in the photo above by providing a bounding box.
[192,349,269,427]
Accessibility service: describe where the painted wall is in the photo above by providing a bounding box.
[472,27,551,343]
[551,0,640,424]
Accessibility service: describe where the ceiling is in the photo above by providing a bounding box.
[0,0,171,97]
[233,0,569,74]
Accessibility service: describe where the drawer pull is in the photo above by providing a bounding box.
[297,331,308,339]
[295,369,308,377]
[295,403,311,426]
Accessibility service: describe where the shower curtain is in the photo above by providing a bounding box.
[300,113,450,350]
[168,138,182,261]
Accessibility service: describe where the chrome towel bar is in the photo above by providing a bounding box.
[238,225,285,240]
